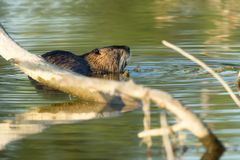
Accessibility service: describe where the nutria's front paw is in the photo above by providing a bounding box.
[121,70,130,79]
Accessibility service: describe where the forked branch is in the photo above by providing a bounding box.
[0,25,225,159]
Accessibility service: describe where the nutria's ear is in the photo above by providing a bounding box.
[92,48,100,54]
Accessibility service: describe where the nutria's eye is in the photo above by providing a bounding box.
[92,48,100,54]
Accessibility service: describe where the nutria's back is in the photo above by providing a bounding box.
[42,45,130,76]
[42,50,91,76]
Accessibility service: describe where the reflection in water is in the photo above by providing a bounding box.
[0,123,45,151]
[1,0,240,159]
[204,1,240,46]
[91,72,130,81]
[0,101,139,150]
[201,82,210,120]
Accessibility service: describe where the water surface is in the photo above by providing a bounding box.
[1,0,240,159]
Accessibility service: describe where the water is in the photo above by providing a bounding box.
[1,0,240,159]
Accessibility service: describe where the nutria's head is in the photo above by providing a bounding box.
[83,45,130,73]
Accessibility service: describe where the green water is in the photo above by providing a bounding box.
[1,0,240,159]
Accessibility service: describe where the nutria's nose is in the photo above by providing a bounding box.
[124,46,130,52]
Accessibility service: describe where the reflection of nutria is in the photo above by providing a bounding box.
[42,45,130,75]
[31,45,130,90]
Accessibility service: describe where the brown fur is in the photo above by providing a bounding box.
[42,45,130,75]
[82,46,130,74]
[30,46,130,90]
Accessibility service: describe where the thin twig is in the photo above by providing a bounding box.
[138,123,184,137]
[162,40,240,108]
[142,96,152,149]
[161,112,175,160]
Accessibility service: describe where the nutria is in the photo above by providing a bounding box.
[30,45,130,90]
[42,45,130,75]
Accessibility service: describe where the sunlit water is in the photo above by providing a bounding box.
[1,0,240,159]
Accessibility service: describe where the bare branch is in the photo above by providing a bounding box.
[0,25,225,155]
[161,112,175,160]
[162,40,240,107]
[138,122,185,138]
[142,95,152,148]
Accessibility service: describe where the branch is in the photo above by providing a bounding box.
[0,25,225,156]
[162,40,240,107]
[138,122,185,137]
[161,112,175,160]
